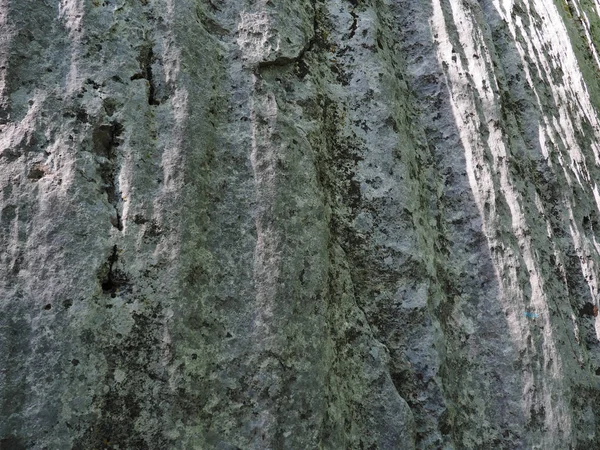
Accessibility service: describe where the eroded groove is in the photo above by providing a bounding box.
[131,44,159,106]
[100,245,128,297]
[348,9,358,40]
[92,121,124,230]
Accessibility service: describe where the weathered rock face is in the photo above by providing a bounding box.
[2,0,600,448]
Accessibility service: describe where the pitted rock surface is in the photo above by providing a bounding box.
[2,0,600,449]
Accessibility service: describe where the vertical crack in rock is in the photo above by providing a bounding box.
[100,244,128,297]
[131,43,160,106]
[348,9,358,40]
[92,121,124,230]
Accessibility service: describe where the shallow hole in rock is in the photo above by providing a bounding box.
[71,359,80,366]
[101,278,124,298]
[43,304,52,310]
[28,164,47,181]
[579,302,598,317]
[101,280,115,292]
[133,214,148,225]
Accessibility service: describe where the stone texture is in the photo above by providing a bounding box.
[2,0,600,449]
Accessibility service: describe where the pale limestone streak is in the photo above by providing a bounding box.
[570,0,600,70]
[431,0,570,445]
[58,0,85,94]
[249,86,281,340]
[495,0,600,345]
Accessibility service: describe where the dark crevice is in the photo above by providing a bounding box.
[579,302,599,317]
[100,245,129,297]
[349,9,358,40]
[131,44,159,106]
[207,0,222,12]
[27,163,47,181]
[195,3,228,36]
[93,121,124,230]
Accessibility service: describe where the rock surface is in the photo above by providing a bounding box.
[2,0,600,448]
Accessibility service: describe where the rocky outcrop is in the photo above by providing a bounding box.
[2,0,600,448]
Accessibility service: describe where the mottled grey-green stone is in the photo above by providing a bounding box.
[2,0,600,449]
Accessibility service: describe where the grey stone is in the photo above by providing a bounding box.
[2,0,600,448]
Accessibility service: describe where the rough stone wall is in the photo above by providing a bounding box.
[2,0,600,449]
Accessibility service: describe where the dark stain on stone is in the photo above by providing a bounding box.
[0,147,20,162]
[1,205,16,230]
[579,302,598,317]
[131,44,160,106]
[389,369,409,395]
[316,96,364,217]
[526,404,546,431]
[185,263,209,287]
[348,9,358,40]
[27,163,47,181]
[296,58,311,79]
[143,220,163,241]
[103,98,119,117]
[100,245,129,297]
[438,409,452,435]
[195,5,229,36]
[73,305,167,449]
[62,107,88,123]
[93,122,122,160]
[85,78,102,90]
[0,435,27,450]
[93,121,124,230]
[133,214,148,225]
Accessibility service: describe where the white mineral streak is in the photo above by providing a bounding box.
[495,0,600,344]
[249,87,280,339]
[571,0,600,70]
[433,0,600,446]
[431,3,565,447]
[241,3,280,367]
[59,0,85,93]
